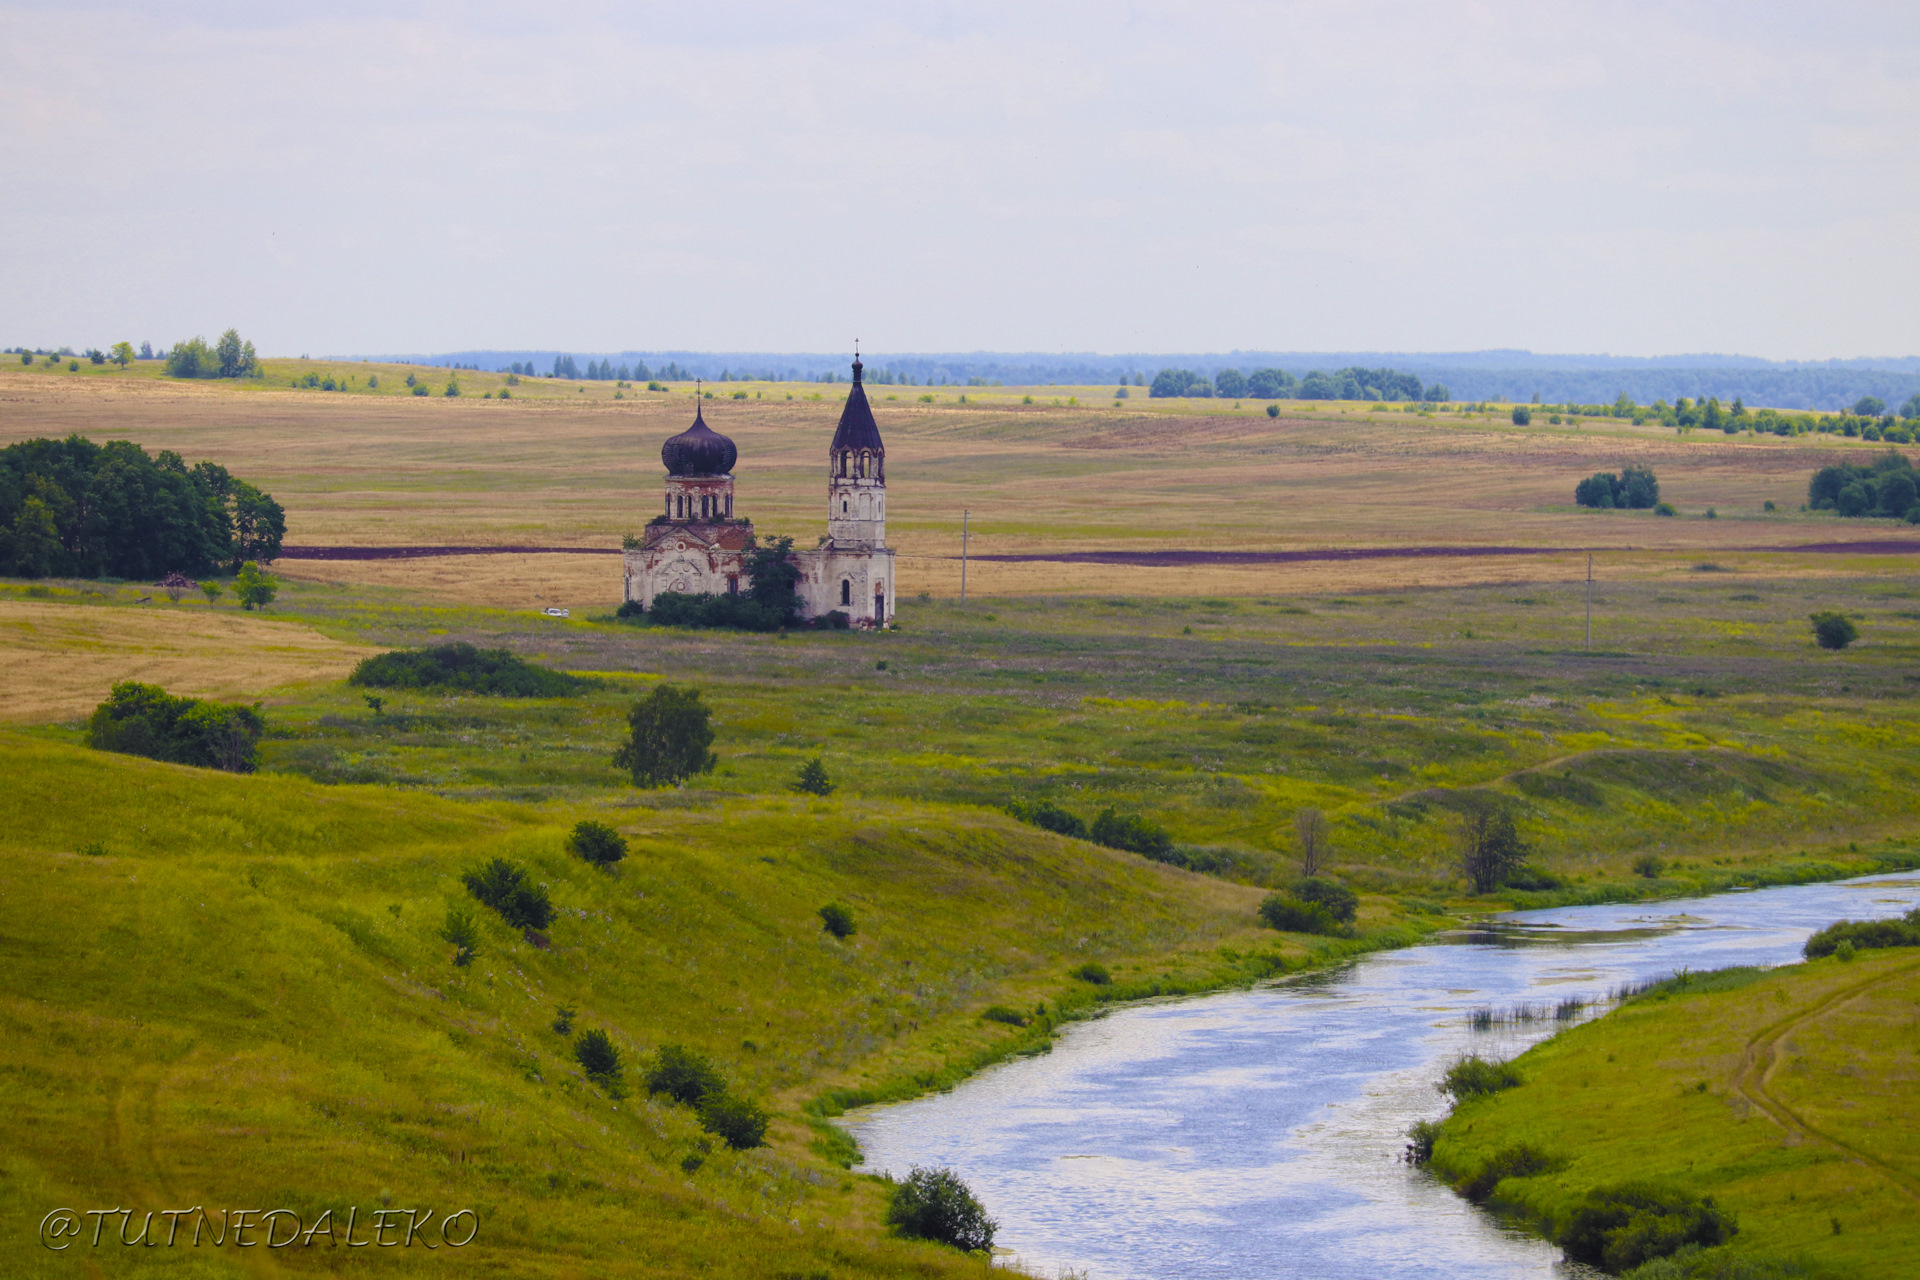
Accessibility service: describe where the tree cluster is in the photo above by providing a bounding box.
[87,681,265,772]
[1149,365,1445,402]
[348,643,594,696]
[165,329,259,379]
[1573,464,1660,510]
[0,436,284,579]
[644,1043,769,1149]
[1808,451,1920,520]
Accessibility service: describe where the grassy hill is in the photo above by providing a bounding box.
[0,729,1309,1277]
[1429,952,1920,1278]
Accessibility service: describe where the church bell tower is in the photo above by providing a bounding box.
[826,352,886,548]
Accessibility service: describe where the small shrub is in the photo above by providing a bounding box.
[440,908,480,967]
[1266,403,1280,418]
[886,1167,997,1253]
[460,857,553,930]
[818,902,856,939]
[1809,611,1858,650]
[1070,962,1111,985]
[1290,876,1358,923]
[1257,894,1340,935]
[1008,798,1087,839]
[699,1092,770,1149]
[362,694,384,715]
[793,756,835,796]
[645,1043,725,1106]
[1404,1119,1441,1164]
[1633,854,1665,879]
[569,819,628,867]
[981,1005,1028,1027]
[551,1005,575,1035]
[1654,502,1676,516]
[1554,1182,1737,1273]
[1458,1143,1557,1203]
[1803,908,1920,958]
[1090,807,1174,857]
[78,841,110,857]
[574,1028,622,1080]
[1440,1055,1522,1100]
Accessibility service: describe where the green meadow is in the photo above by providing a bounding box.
[1429,952,1920,1279]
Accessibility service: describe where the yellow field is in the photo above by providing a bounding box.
[0,597,376,723]
[3,366,1910,609]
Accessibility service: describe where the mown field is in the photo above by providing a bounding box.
[6,367,1920,1275]
[1430,951,1920,1279]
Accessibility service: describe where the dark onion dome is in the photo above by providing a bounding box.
[660,403,737,476]
[829,357,885,455]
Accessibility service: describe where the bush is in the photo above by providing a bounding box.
[645,1043,725,1106]
[1070,962,1111,985]
[439,908,480,966]
[234,560,278,610]
[1266,403,1280,418]
[612,684,718,787]
[1257,894,1341,935]
[1458,1143,1557,1204]
[818,902,855,939]
[574,1028,622,1080]
[1809,611,1858,650]
[1440,1055,1522,1100]
[87,681,264,772]
[1090,807,1174,857]
[411,383,429,396]
[1501,864,1564,891]
[1404,1119,1442,1164]
[981,1004,1028,1027]
[1654,502,1676,516]
[349,643,593,696]
[1290,876,1358,923]
[793,757,835,796]
[460,857,553,930]
[568,819,627,867]
[886,1167,997,1253]
[698,1092,770,1149]
[1803,908,1920,958]
[1632,854,1664,878]
[1007,798,1087,839]
[1575,464,1660,510]
[1555,1183,1736,1273]
[1512,407,1531,425]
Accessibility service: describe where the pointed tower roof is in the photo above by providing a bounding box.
[661,396,738,476]
[830,353,885,454]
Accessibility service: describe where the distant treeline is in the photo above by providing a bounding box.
[0,436,285,580]
[389,349,1920,409]
[1151,366,1448,402]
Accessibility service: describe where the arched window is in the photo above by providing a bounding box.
[842,499,848,513]
[840,580,851,606]
[725,494,732,517]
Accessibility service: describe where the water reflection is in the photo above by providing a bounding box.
[847,874,1920,1280]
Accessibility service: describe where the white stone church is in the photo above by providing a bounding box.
[621,356,896,626]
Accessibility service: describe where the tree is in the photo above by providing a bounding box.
[166,337,214,378]
[440,908,480,966]
[698,1092,770,1149]
[1292,875,1357,922]
[1294,807,1330,876]
[574,1028,622,1081]
[645,1043,725,1106]
[612,684,717,787]
[744,534,801,622]
[213,329,257,379]
[110,342,134,369]
[818,902,856,938]
[1247,368,1295,399]
[886,1167,997,1253]
[1855,396,1887,418]
[1511,407,1531,425]
[234,561,278,610]
[1460,804,1525,894]
[569,819,628,867]
[199,581,223,605]
[1810,611,1858,650]
[793,757,834,796]
[5,496,62,577]
[1150,368,1198,398]
[1902,394,1920,421]
[460,857,553,929]
[1213,368,1247,398]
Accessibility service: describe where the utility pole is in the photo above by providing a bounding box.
[1585,552,1593,650]
[960,509,970,605]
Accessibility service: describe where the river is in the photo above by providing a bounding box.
[846,873,1920,1279]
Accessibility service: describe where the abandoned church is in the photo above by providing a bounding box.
[621,356,896,627]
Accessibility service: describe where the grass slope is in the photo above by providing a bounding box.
[0,731,1303,1277]
[1430,952,1920,1278]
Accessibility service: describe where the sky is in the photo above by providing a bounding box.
[2,1,1916,360]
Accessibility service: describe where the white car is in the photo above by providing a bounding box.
[541,607,570,618]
